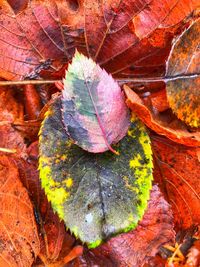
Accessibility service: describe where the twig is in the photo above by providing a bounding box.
[0,73,198,86]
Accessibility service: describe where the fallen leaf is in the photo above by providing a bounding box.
[14,142,75,266]
[0,0,85,80]
[152,135,200,229]
[39,96,153,248]
[166,18,200,127]
[69,185,175,267]
[85,0,199,78]
[0,154,40,267]
[0,0,198,80]
[62,51,130,153]
[124,85,200,147]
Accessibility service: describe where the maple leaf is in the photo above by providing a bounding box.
[62,51,130,153]
[166,18,200,127]
[39,96,153,248]
[0,155,40,267]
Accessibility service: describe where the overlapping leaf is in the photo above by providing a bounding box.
[62,51,130,153]
[166,18,200,127]
[39,96,153,248]
[0,155,40,267]
[70,185,175,267]
[0,0,199,80]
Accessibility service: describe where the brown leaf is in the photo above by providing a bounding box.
[124,85,200,147]
[70,185,175,267]
[152,135,200,230]
[166,18,200,127]
[15,142,76,266]
[0,155,40,267]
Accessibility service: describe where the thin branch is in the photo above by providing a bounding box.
[0,73,199,86]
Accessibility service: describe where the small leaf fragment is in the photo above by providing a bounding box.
[62,51,130,153]
[39,96,153,248]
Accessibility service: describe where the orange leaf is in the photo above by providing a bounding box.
[152,135,200,230]
[0,155,40,267]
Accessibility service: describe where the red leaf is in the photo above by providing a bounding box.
[152,135,200,230]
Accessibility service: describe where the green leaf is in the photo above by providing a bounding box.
[39,96,153,248]
[62,51,130,153]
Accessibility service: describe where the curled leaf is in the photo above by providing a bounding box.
[62,51,130,153]
[124,85,200,147]
[39,96,153,248]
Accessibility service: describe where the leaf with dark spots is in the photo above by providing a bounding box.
[62,51,130,153]
[0,155,40,267]
[124,85,200,147]
[152,135,200,230]
[166,18,200,127]
[39,96,153,248]
[69,185,175,267]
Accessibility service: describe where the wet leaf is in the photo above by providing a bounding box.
[0,155,40,267]
[70,185,175,267]
[62,51,130,153]
[39,96,153,248]
[125,85,200,147]
[166,18,200,127]
[152,135,200,230]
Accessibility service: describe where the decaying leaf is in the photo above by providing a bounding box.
[39,96,153,248]
[166,18,200,127]
[152,135,200,230]
[124,85,200,147]
[62,51,130,153]
[69,185,175,267]
[0,155,40,267]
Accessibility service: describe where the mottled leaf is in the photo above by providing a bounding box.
[69,185,175,267]
[62,51,130,153]
[124,85,200,147]
[0,155,40,267]
[152,135,200,230]
[166,18,200,127]
[39,96,153,248]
